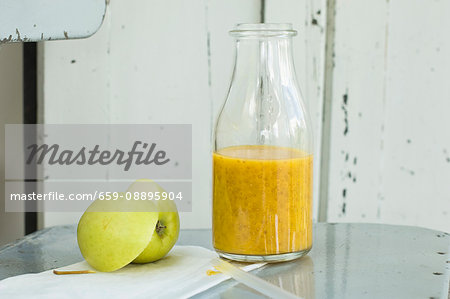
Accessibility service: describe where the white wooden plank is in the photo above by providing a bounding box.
[265,0,327,221]
[380,0,450,232]
[207,0,262,120]
[107,0,211,229]
[326,0,450,232]
[40,4,112,228]
[326,0,389,223]
[40,0,260,229]
[41,10,111,124]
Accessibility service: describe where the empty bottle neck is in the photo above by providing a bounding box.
[232,37,297,88]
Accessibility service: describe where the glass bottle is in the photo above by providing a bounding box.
[212,23,313,262]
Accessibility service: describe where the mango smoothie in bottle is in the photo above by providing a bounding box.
[213,146,312,257]
[213,24,313,262]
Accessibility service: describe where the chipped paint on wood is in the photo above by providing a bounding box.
[326,0,450,233]
[0,0,106,43]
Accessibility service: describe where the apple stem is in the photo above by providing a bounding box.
[155,220,166,236]
[53,270,96,275]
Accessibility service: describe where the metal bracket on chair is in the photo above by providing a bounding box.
[0,0,107,43]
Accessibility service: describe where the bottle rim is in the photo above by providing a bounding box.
[229,23,297,37]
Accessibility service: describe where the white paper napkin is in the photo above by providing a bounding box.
[0,246,265,299]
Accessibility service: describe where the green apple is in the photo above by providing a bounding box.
[127,179,180,264]
[77,194,158,272]
[77,180,180,272]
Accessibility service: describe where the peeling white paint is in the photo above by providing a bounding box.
[326,0,450,233]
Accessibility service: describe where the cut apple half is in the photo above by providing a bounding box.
[77,180,180,272]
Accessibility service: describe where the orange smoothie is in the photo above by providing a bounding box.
[213,145,313,256]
